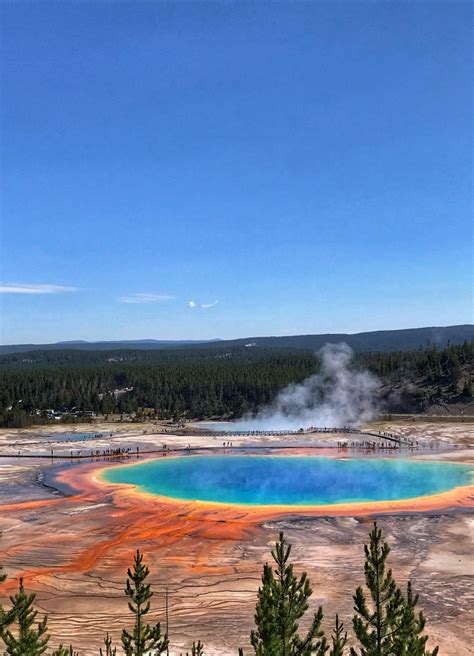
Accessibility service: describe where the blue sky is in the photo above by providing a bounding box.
[1,1,472,343]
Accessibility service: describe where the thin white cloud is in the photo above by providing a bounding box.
[119,293,174,304]
[188,300,219,309]
[0,283,77,294]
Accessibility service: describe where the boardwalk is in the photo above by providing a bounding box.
[196,426,413,447]
[0,425,417,460]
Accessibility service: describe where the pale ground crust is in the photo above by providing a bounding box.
[0,419,473,655]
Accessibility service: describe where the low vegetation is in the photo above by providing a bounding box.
[0,523,438,655]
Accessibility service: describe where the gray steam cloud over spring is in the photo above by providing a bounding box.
[235,343,380,430]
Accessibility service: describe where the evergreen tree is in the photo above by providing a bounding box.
[180,640,204,655]
[351,525,439,656]
[51,647,79,656]
[462,378,472,397]
[391,582,438,656]
[247,532,328,656]
[99,633,117,656]
[351,523,405,656]
[0,565,15,632]
[1,578,49,656]
[192,641,204,656]
[330,615,347,656]
[121,550,168,656]
[447,353,462,388]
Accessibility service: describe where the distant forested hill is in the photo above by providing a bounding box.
[0,339,472,427]
[0,324,472,355]
[196,325,474,353]
[0,349,318,426]
[0,339,221,355]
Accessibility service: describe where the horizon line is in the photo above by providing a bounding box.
[0,323,473,347]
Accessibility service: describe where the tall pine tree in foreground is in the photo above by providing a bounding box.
[245,532,328,656]
[0,570,77,656]
[1,578,49,656]
[330,615,348,656]
[121,550,169,656]
[391,582,439,656]
[99,633,117,656]
[179,640,204,656]
[0,564,14,631]
[351,523,438,656]
[0,565,15,635]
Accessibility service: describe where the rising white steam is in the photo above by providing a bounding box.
[236,343,380,430]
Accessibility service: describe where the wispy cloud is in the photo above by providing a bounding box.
[0,283,77,294]
[119,293,174,304]
[188,300,219,309]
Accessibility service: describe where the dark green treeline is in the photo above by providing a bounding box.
[0,341,472,428]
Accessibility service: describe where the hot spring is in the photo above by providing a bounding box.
[102,456,473,506]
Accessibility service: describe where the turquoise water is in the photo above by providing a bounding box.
[102,456,473,506]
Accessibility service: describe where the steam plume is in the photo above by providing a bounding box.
[236,342,380,430]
